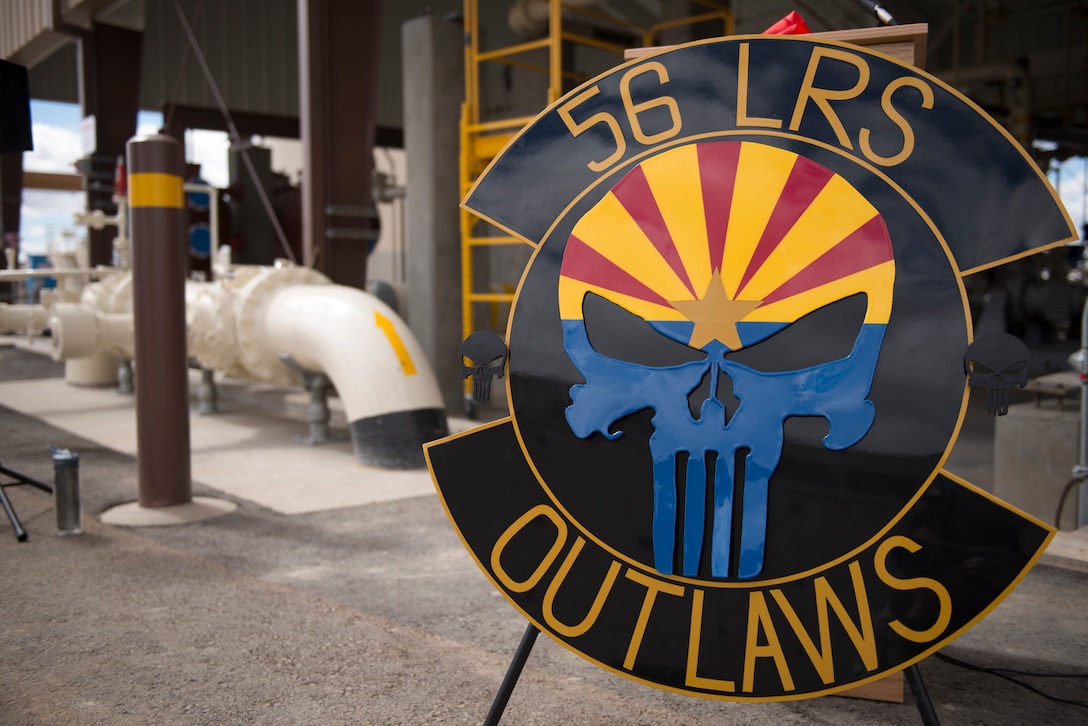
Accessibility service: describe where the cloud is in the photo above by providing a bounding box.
[16,189,86,257]
[24,122,83,173]
[185,128,230,187]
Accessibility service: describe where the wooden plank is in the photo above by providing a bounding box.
[809,23,928,69]
[624,23,928,69]
[836,671,905,703]
[23,171,83,192]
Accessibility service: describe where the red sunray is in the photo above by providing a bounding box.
[560,234,671,310]
[611,166,696,297]
[760,215,893,305]
[735,155,835,295]
[698,142,741,274]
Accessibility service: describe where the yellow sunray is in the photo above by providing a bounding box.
[721,143,797,297]
[558,278,687,322]
[740,175,880,300]
[746,261,895,324]
[639,145,712,295]
[572,193,694,303]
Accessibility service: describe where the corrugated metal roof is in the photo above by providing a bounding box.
[1,0,60,65]
[140,0,299,117]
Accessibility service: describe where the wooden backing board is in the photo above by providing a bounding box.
[624,23,928,70]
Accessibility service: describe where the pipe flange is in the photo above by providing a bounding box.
[187,282,240,371]
[232,265,330,382]
[81,271,133,314]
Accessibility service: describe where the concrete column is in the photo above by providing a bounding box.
[402,14,465,414]
[127,134,191,508]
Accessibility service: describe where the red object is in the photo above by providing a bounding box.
[113,155,127,197]
[764,11,810,35]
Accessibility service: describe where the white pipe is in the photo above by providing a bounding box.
[257,284,443,422]
[49,303,134,360]
[0,303,49,334]
[49,265,448,468]
[0,268,110,281]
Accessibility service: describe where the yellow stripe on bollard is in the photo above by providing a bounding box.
[128,172,184,209]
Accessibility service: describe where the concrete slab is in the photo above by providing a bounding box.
[100,496,238,526]
[1044,525,1088,573]
[0,376,442,515]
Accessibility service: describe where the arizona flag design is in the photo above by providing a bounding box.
[558,141,895,349]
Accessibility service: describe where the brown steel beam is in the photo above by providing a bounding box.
[159,103,403,148]
[298,0,384,288]
[161,104,301,142]
[79,22,143,267]
[1,153,23,302]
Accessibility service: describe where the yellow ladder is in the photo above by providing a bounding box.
[459,0,733,410]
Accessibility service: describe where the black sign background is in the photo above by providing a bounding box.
[428,35,1075,700]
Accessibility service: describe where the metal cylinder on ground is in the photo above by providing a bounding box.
[127,134,192,508]
[50,446,81,536]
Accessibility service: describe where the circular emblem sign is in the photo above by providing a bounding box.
[427,36,1076,700]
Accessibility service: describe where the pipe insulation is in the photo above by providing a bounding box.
[48,264,448,468]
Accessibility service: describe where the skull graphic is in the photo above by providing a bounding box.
[963,333,1029,416]
[558,141,895,579]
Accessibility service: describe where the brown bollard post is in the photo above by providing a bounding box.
[127,134,192,507]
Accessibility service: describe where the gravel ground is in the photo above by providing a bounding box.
[1,344,1086,725]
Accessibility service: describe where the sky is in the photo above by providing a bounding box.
[18,100,234,259]
[15,99,1088,260]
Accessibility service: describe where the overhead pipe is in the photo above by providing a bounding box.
[507,0,603,37]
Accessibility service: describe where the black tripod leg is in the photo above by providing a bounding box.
[483,623,539,726]
[905,663,940,726]
[0,484,28,542]
[0,463,52,493]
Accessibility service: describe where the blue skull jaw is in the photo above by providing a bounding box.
[562,318,884,579]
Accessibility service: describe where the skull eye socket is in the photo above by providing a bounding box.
[463,354,504,369]
[966,360,995,376]
[726,293,868,372]
[582,292,708,366]
[1004,361,1027,376]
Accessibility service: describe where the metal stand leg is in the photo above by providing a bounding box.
[0,461,52,542]
[905,663,941,726]
[278,355,343,445]
[0,482,27,541]
[483,623,539,726]
[198,367,218,415]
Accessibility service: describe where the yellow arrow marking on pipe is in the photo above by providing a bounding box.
[375,311,417,376]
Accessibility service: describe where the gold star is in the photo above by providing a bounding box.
[669,271,763,350]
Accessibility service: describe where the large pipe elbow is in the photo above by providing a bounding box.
[256,284,449,468]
